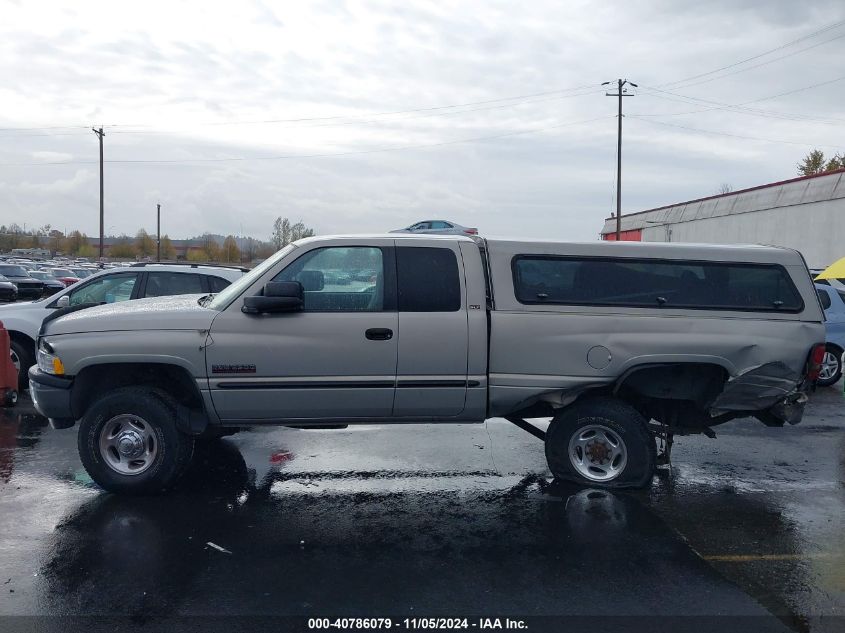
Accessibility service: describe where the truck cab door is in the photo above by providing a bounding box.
[391,242,469,417]
[206,243,398,422]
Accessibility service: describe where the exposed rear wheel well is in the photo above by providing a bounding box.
[612,363,730,430]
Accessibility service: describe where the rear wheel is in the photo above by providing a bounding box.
[9,339,33,391]
[78,387,194,494]
[816,345,843,387]
[545,398,656,489]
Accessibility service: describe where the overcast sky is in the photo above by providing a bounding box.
[1,0,844,242]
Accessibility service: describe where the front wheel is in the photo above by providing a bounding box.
[78,387,195,494]
[816,345,843,387]
[545,398,656,489]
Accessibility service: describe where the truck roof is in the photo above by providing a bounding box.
[294,233,477,245]
[483,238,805,266]
[294,234,803,265]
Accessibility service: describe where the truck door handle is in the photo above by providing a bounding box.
[365,328,393,341]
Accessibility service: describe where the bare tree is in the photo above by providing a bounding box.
[272,217,315,250]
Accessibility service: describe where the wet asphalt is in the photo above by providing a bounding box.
[0,388,843,633]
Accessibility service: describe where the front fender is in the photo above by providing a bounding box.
[47,330,209,378]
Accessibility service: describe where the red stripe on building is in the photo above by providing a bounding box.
[602,229,642,241]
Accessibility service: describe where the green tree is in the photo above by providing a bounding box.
[187,249,207,262]
[65,230,87,255]
[160,235,176,260]
[797,149,844,176]
[135,229,155,257]
[48,229,65,254]
[77,244,97,258]
[109,235,136,259]
[825,154,844,172]
[222,235,241,263]
[255,243,276,260]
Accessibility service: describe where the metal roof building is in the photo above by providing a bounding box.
[600,168,845,269]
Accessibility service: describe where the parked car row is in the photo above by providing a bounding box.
[0,255,109,301]
[0,262,246,388]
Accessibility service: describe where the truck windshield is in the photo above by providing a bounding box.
[205,244,296,310]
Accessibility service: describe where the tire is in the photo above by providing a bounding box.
[78,387,195,494]
[9,338,34,391]
[545,397,656,489]
[816,344,843,387]
[4,390,17,407]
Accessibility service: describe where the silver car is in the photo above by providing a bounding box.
[391,220,478,236]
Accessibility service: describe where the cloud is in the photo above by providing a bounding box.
[0,0,843,240]
[30,150,74,162]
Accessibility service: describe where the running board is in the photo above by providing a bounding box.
[504,416,547,441]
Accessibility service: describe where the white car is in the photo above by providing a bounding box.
[1,263,246,388]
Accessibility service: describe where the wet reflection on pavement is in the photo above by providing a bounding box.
[0,390,843,631]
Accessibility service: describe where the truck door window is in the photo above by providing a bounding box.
[273,246,388,311]
[397,247,461,312]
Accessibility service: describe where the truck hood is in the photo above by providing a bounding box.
[44,294,217,335]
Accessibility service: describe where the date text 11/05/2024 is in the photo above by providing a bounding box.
[307,618,528,630]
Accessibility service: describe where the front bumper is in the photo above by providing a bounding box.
[28,367,76,429]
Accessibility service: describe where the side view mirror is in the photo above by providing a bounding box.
[242,281,304,314]
[55,295,70,308]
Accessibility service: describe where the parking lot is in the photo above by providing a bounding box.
[0,387,842,632]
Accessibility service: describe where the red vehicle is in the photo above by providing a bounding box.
[0,321,18,406]
[44,267,81,288]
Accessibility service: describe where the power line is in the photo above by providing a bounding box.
[102,87,604,136]
[658,19,845,89]
[664,32,845,91]
[636,75,845,124]
[0,115,613,167]
[628,116,845,150]
[0,83,601,134]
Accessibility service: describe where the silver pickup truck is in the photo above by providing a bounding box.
[29,235,826,494]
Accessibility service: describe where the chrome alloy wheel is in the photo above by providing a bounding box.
[818,351,840,381]
[10,349,19,373]
[98,414,158,475]
[568,424,628,482]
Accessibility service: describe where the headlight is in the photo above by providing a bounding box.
[36,340,65,375]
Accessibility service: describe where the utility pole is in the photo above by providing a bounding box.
[602,79,636,241]
[156,203,161,262]
[92,127,105,258]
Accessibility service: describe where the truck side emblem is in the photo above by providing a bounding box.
[469,304,481,310]
[212,364,256,374]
